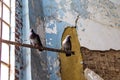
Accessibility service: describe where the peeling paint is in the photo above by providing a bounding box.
[42,0,120,80]
[109,0,120,5]
[46,24,57,34]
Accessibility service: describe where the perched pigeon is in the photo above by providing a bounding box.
[62,35,72,56]
[30,29,43,51]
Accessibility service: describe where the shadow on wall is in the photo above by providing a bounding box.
[59,27,85,80]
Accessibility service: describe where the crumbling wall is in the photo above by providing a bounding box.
[15,0,23,80]
[81,47,120,80]
[28,0,48,80]
[27,0,120,80]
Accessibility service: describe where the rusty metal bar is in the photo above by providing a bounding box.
[0,1,3,79]
[1,39,74,54]
[1,61,10,67]
[43,46,74,54]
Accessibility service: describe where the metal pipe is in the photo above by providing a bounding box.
[1,39,74,54]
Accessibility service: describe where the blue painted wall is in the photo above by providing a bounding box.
[42,0,120,80]
[26,0,120,80]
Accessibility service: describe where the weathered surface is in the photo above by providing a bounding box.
[42,0,120,79]
[81,47,120,80]
[22,0,120,80]
[77,0,120,50]
[42,0,120,50]
[28,0,48,80]
[15,0,23,80]
[59,27,85,80]
[84,68,104,80]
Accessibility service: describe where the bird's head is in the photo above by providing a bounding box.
[30,29,34,33]
[66,35,71,40]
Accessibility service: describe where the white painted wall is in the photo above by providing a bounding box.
[22,0,32,80]
[77,0,120,50]
[42,0,120,79]
[43,0,120,50]
[77,18,120,50]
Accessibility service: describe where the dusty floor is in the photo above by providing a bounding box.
[81,47,120,80]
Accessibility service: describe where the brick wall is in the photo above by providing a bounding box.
[81,47,120,80]
[15,0,23,80]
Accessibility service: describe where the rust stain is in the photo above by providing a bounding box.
[59,27,85,80]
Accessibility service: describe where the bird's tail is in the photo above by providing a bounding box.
[39,46,43,51]
[66,53,71,56]
[39,49,43,51]
[66,51,75,57]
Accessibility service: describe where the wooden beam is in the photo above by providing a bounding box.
[1,39,74,54]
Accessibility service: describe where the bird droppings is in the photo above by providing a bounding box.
[59,27,85,80]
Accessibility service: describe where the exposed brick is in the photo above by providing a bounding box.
[15,27,21,34]
[15,76,19,80]
[15,69,19,75]
[81,47,120,80]
[15,0,23,80]
[15,46,20,51]
[15,18,21,24]
[15,33,20,39]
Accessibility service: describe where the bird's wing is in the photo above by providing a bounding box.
[69,41,71,50]
[66,41,71,50]
[36,34,43,47]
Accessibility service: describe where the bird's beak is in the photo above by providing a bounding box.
[68,35,71,38]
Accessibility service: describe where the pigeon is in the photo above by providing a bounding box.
[62,35,72,56]
[30,29,43,51]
